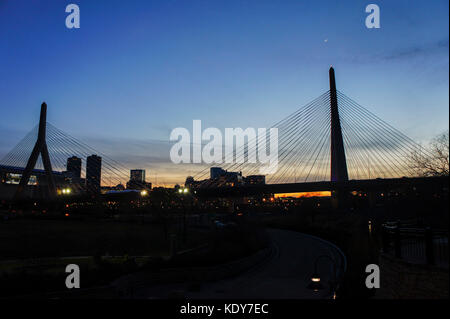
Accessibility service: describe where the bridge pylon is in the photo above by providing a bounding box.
[329,67,349,208]
[329,67,349,182]
[14,102,56,200]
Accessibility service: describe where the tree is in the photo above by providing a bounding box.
[411,131,449,177]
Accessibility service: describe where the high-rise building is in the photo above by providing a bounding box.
[127,169,151,190]
[244,175,266,185]
[86,155,102,193]
[130,169,145,183]
[210,167,226,179]
[209,167,243,187]
[67,156,82,179]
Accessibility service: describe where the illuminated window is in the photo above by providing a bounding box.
[5,173,37,185]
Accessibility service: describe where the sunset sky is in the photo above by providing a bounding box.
[0,0,448,186]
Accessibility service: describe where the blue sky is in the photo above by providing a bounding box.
[0,0,448,184]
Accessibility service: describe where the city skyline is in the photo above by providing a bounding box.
[0,0,448,186]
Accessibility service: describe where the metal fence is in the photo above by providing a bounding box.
[382,221,448,268]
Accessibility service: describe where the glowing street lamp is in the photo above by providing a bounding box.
[59,188,72,195]
[178,187,190,243]
[307,272,324,291]
[140,189,148,197]
[307,255,339,297]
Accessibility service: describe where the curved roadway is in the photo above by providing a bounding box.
[136,229,346,299]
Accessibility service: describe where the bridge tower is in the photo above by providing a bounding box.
[329,67,349,182]
[14,102,56,200]
[329,67,349,208]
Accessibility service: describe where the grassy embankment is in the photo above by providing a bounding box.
[0,217,268,297]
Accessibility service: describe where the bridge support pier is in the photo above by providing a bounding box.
[368,191,377,208]
[331,189,350,209]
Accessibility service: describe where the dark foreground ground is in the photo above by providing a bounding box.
[0,203,448,299]
[133,228,345,299]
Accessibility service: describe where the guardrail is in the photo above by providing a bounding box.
[381,221,448,268]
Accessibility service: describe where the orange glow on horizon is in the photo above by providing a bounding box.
[275,191,331,198]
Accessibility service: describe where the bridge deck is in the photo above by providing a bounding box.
[195,176,448,197]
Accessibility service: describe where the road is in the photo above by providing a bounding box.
[136,229,346,299]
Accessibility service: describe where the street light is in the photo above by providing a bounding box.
[59,188,72,195]
[307,272,324,291]
[178,187,190,243]
[140,189,148,197]
[307,254,339,297]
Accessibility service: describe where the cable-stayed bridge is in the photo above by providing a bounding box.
[188,68,447,200]
[0,68,446,203]
[0,104,131,200]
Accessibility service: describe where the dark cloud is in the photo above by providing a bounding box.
[381,38,449,61]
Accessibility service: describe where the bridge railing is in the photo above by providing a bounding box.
[381,221,448,268]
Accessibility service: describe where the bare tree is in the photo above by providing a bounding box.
[411,131,449,177]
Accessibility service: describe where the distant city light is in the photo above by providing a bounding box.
[60,188,72,195]
[275,191,331,198]
[140,190,148,196]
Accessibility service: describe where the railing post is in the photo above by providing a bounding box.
[425,227,435,265]
[394,220,401,258]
